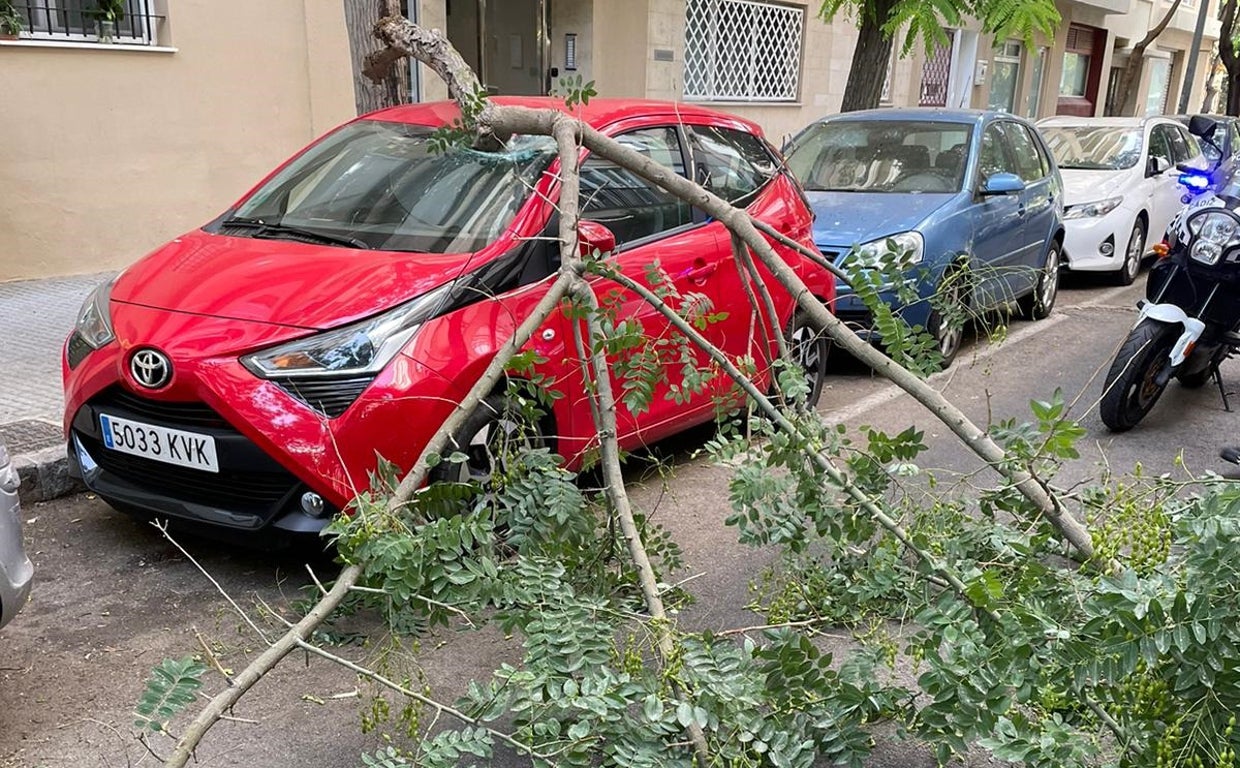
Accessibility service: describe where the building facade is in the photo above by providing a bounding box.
[0,0,1221,281]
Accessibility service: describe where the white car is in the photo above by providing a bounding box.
[1037,116,1205,285]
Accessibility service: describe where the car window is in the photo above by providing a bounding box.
[1148,125,1174,164]
[1231,122,1240,158]
[230,121,556,253]
[1169,126,1194,163]
[687,125,776,204]
[785,120,971,194]
[998,122,1045,182]
[978,123,1019,181]
[579,127,694,248]
[1042,125,1143,170]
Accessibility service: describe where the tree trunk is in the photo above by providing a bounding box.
[1203,52,1221,113]
[839,0,897,112]
[1220,0,1240,115]
[1115,0,1183,116]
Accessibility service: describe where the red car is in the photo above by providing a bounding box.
[62,98,835,540]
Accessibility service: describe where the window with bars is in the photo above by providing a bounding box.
[684,0,804,102]
[10,0,163,45]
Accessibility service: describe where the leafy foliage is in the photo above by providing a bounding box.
[134,656,207,732]
[818,0,1060,57]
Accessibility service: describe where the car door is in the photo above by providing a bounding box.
[969,121,1026,308]
[682,122,788,371]
[1147,123,1185,239]
[998,120,1057,296]
[576,124,730,445]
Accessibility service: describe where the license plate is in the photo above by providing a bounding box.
[99,413,219,473]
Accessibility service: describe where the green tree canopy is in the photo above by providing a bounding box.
[820,0,1060,112]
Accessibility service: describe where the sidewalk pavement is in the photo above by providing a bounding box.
[1,272,113,502]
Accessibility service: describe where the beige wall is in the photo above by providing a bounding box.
[0,0,356,281]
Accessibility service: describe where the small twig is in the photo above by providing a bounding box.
[193,626,234,686]
[305,564,329,597]
[716,619,849,638]
[150,520,270,645]
[216,713,260,725]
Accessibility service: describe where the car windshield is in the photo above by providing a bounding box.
[229,120,555,253]
[785,120,972,194]
[1041,126,1143,170]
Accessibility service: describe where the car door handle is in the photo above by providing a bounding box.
[680,259,718,282]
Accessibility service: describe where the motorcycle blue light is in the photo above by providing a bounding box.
[1180,172,1211,192]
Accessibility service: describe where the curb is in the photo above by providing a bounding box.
[13,444,84,504]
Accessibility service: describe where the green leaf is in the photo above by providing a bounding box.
[134,656,208,732]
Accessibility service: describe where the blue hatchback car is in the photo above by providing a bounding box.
[785,109,1065,364]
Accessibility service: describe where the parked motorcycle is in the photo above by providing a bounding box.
[1099,120,1240,432]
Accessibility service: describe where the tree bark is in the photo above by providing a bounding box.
[839,0,898,112]
[1221,0,1240,115]
[1115,0,1183,116]
[1203,51,1222,113]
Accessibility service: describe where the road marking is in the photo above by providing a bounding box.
[821,283,1140,426]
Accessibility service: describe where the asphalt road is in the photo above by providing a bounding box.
[4,273,1238,767]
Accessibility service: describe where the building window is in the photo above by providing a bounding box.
[684,0,805,102]
[1144,57,1173,116]
[11,0,163,45]
[987,40,1022,112]
[1060,52,1090,97]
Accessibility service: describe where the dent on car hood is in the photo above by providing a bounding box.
[111,230,486,331]
[806,191,954,247]
[1059,169,1135,206]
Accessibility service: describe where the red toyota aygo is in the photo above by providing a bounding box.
[62,97,834,542]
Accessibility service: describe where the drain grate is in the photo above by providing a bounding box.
[0,420,62,455]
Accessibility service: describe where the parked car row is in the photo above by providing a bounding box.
[57,98,1231,546]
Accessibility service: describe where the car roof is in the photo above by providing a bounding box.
[361,97,766,136]
[1037,115,1174,128]
[815,107,999,126]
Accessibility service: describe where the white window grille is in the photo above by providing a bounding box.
[13,0,162,45]
[684,0,804,102]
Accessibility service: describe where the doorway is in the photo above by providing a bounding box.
[447,0,549,95]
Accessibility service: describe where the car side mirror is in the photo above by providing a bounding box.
[578,220,617,257]
[980,172,1025,195]
[1147,156,1171,177]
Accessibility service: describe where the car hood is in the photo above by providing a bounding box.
[806,191,954,247]
[1059,169,1135,206]
[111,230,483,331]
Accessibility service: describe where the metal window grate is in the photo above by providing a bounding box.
[919,31,954,107]
[684,0,804,102]
[12,0,163,45]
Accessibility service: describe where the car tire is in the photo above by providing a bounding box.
[928,269,968,368]
[1018,240,1061,321]
[783,309,830,408]
[1114,218,1145,286]
[428,392,549,487]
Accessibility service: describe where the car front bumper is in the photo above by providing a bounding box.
[0,459,33,629]
[1061,208,1136,272]
[62,302,467,538]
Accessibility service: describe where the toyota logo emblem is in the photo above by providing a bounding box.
[130,348,172,389]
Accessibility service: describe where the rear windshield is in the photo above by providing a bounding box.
[230,120,555,253]
[785,120,972,194]
[1041,126,1143,171]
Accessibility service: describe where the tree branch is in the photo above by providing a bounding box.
[490,111,1093,559]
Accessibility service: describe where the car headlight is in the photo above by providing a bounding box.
[242,282,456,379]
[1186,209,1240,265]
[74,280,116,349]
[1063,197,1123,220]
[853,231,925,269]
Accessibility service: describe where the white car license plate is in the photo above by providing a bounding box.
[99,413,219,473]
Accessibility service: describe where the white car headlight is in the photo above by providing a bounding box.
[74,280,116,349]
[1063,197,1123,220]
[853,231,925,270]
[242,282,456,379]
[1186,209,1240,266]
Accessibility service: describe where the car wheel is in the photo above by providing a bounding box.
[928,270,967,368]
[1114,219,1145,286]
[784,309,830,408]
[1018,241,1060,321]
[429,392,548,487]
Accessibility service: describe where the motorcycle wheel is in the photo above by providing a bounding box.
[1099,319,1180,432]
